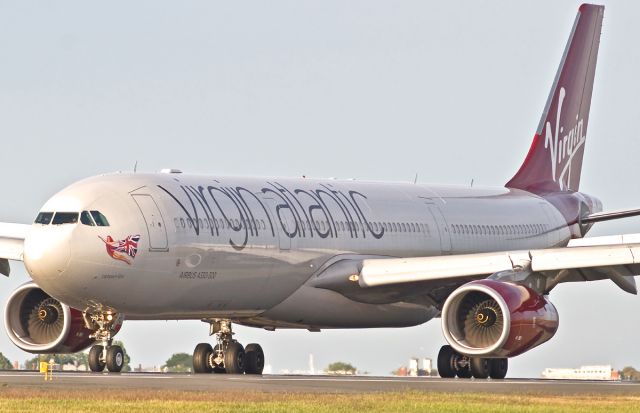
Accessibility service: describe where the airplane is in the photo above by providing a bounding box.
[1,3,638,379]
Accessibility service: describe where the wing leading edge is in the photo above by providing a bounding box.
[0,223,30,276]
[358,234,640,295]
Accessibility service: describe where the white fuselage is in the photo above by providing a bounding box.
[22,172,572,329]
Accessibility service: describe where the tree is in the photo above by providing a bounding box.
[620,366,640,381]
[326,361,357,375]
[0,352,13,370]
[163,352,193,373]
[23,353,89,370]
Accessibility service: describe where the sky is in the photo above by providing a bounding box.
[1,0,640,377]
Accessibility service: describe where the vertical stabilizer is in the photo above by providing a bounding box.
[506,4,604,193]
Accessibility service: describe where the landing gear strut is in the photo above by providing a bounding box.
[84,310,125,373]
[193,319,265,375]
[437,345,507,379]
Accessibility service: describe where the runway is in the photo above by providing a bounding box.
[0,371,639,395]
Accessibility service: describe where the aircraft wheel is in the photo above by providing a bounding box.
[193,343,213,373]
[437,345,457,378]
[245,343,265,375]
[212,344,226,373]
[456,362,472,379]
[106,345,124,373]
[223,341,246,374]
[88,345,105,372]
[470,357,490,379]
[489,358,508,379]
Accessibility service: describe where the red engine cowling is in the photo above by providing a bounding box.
[441,279,559,358]
[4,282,95,353]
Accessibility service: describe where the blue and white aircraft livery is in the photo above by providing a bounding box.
[1,4,639,378]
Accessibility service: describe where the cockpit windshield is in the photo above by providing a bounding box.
[80,211,95,226]
[52,212,79,225]
[35,210,110,226]
[90,211,109,226]
[34,212,53,225]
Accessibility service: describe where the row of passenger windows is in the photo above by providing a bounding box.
[451,223,548,237]
[34,211,110,227]
[173,217,431,235]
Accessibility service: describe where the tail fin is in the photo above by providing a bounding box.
[506,4,604,193]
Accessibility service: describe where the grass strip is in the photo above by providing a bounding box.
[0,389,638,413]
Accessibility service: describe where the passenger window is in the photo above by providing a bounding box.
[80,211,95,226]
[52,212,79,225]
[90,211,110,227]
[34,212,53,225]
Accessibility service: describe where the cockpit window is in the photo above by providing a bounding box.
[34,212,53,225]
[80,211,95,226]
[90,211,110,227]
[52,212,79,225]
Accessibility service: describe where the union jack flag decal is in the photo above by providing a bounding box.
[99,234,141,265]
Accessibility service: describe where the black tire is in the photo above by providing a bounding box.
[193,343,213,373]
[88,345,105,372]
[470,357,490,379]
[245,343,265,375]
[489,358,508,379]
[437,345,456,378]
[456,363,472,379]
[212,344,226,373]
[106,345,124,373]
[223,341,245,374]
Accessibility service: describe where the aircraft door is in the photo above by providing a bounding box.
[131,194,169,251]
[426,203,452,253]
[263,198,291,250]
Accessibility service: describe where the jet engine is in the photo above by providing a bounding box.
[4,282,95,353]
[441,279,559,358]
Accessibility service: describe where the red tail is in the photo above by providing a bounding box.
[506,4,604,193]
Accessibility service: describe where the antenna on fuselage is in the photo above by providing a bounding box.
[134,161,138,173]
[413,173,418,184]
[470,179,474,187]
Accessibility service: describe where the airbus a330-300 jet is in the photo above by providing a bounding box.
[1,3,638,378]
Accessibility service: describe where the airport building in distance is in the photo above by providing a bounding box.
[541,365,620,380]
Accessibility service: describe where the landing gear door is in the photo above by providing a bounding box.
[426,203,452,254]
[131,194,169,251]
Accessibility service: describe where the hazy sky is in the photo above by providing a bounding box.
[1,0,639,377]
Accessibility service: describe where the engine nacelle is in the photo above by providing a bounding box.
[441,279,559,358]
[4,282,95,353]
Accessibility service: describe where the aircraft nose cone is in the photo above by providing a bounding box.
[23,226,71,281]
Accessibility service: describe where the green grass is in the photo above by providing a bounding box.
[0,389,638,413]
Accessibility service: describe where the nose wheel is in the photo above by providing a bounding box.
[193,320,265,375]
[88,343,124,372]
[83,310,125,373]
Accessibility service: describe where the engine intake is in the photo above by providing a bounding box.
[5,282,95,353]
[442,279,559,358]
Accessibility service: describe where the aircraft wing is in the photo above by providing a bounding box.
[357,234,640,296]
[0,223,30,276]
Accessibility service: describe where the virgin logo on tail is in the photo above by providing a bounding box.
[544,87,586,191]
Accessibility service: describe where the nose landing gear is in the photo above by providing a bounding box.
[193,319,265,375]
[84,311,125,373]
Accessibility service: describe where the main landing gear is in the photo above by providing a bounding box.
[84,311,125,373]
[193,319,265,375]
[437,345,508,379]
